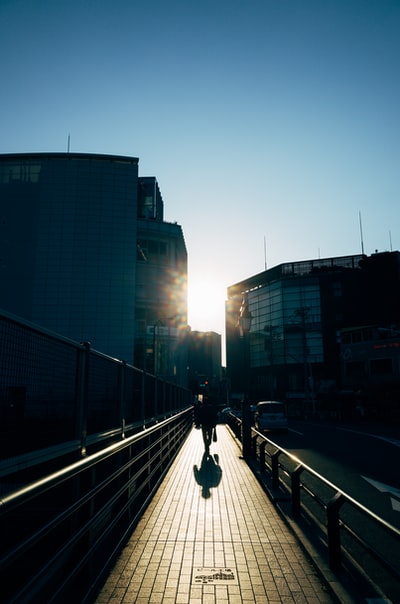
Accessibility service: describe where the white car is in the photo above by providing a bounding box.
[254,401,288,432]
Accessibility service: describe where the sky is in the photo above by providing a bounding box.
[1,0,399,345]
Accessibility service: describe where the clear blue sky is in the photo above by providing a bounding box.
[2,0,399,339]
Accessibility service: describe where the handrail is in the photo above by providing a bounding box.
[0,408,189,482]
[226,412,400,602]
[251,427,400,538]
[0,407,193,603]
[0,407,191,511]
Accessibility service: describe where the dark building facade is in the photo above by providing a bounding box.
[339,325,400,419]
[188,331,221,389]
[187,330,222,400]
[134,176,188,381]
[226,252,400,419]
[0,153,187,383]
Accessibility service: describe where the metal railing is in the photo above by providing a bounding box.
[0,308,194,601]
[0,309,192,461]
[0,407,193,603]
[226,413,400,603]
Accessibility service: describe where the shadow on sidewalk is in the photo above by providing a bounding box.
[193,452,222,498]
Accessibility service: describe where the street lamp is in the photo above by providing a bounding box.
[238,296,252,459]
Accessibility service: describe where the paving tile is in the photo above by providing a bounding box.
[95,426,338,603]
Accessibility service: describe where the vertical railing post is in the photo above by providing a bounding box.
[251,433,257,458]
[271,450,281,489]
[259,441,267,472]
[154,377,158,421]
[241,398,252,460]
[291,464,303,518]
[75,342,90,456]
[141,370,146,428]
[153,376,158,419]
[119,360,126,438]
[162,380,166,417]
[327,492,344,570]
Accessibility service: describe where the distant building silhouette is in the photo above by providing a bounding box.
[187,330,222,402]
[226,252,400,419]
[0,153,187,384]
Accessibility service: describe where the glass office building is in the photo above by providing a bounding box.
[0,153,187,372]
[226,252,400,416]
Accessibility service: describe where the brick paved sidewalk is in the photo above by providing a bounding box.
[95,425,339,603]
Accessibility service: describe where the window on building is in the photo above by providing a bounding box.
[345,361,366,378]
[341,332,351,344]
[137,240,147,262]
[333,281,342,297]
[370,358,393,375]
[0,162,41,183]
[136,238,169,263]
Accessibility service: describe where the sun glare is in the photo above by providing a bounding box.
[188,279,226,335]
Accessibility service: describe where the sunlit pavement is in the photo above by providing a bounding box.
[95,425,350,603]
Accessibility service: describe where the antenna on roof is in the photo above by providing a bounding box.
[389,230,393,252]
[67,134,71,153]
[264,236,267,270]
[359,211,365,254]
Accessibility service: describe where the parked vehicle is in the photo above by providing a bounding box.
[254,401,288,432]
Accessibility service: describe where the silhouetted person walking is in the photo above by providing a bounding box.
[194,400,217,454]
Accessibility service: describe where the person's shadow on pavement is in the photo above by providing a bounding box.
[193,452,222,498]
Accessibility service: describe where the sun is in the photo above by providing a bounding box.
[188,278,226,335]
